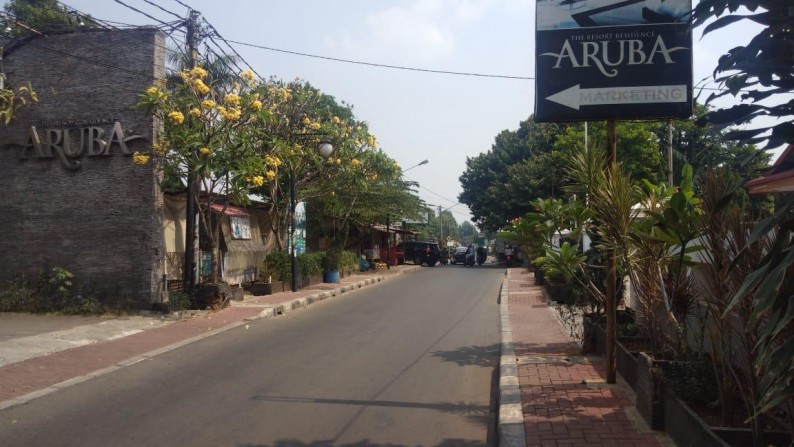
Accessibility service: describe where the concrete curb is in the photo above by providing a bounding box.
[0,267,420,411]
[498,269,527,447]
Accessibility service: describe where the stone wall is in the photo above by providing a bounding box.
[0,29,166,308]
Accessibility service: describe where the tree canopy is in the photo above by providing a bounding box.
[459,107,771,232]
[693,0,794,149]
[2,0,97,35]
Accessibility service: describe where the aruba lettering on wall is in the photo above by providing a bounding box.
[6,119,146,170]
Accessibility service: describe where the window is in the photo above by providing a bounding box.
[230,216,251,240]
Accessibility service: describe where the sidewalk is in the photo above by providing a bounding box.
[0,265,418,410]
[499,268,672,447]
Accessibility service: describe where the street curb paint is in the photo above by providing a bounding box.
[498,269,528,447]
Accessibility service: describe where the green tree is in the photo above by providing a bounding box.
[458,221,477,245]
[458,117,569,231]
[137,66,267,282]
[554,121,664,183]
[692,2,794,428]
[3,0,97,35]
[693,0,794,149]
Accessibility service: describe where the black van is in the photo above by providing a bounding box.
[398,241,442,266]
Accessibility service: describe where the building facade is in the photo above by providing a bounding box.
[0,29,166,308]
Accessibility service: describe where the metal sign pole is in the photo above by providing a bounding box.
[606,119,617,384]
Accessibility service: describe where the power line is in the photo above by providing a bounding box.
[202,17,263,81]
[139,0,183,21]
[168,0,192,11]
[225,38,535,80]
[112,0,173,28]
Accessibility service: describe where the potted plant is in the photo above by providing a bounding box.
[322,247,342,283]
[535,242,585,304]
[249,251,289,295]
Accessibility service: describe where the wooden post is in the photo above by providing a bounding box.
[667,120,674,186]
[606,119,617,384]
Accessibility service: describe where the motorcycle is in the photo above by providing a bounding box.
[464,251,476,266]
[476,247,486,265]
[505,254,513,267]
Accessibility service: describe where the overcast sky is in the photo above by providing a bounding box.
[6,0,778,226]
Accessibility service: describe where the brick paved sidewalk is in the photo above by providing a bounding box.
[507,268,667,447]
[0,265,415,409]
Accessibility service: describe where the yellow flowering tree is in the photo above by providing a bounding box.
[244,79,383,253]
[0,82,37,125]
[137,65,269,282]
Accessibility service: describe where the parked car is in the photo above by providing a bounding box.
[451,246,469,264]
[397,241,442,266]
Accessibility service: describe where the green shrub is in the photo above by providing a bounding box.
[167,291,192,312]
[340,251,358,274]
[261,251,291,282]
[0,277,38,312]
[297,252,323,278]
[0,268,105,314]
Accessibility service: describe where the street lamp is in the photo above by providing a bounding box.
[402,159,429,174]
[386,159,429,269]
[290,141,334,292]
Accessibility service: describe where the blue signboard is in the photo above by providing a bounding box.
[294,201,307,255]
[535,0,693,122]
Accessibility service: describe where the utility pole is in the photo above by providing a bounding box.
[182,9,201,294]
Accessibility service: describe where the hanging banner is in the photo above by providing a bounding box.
[535,0,693,122]
[294,201,307,255]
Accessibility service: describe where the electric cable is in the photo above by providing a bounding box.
[202,17,263,81]
[139,0,184,21]
[226,38,535,81]
[112,0,173,28]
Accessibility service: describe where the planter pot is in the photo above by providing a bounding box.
[249,281,285,296]
[555,284,571,304]
[664,388,729,447]
[534,269,545,285]
[615,339,639,390]
[711,427,791,447]
[323,271,340,283]
[636,352,665,430]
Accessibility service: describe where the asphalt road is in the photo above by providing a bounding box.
[0,264,504,447]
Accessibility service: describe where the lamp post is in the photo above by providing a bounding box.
[290,141,334,293]
[386,159,430,269]
[402,159,429,174]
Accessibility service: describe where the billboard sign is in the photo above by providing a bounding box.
[535,0,693,122]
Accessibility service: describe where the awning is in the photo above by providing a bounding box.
[210,203,250,217]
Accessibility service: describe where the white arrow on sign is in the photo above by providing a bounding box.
[546,84,688,111]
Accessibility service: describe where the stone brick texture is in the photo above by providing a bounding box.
[0,29,166,308]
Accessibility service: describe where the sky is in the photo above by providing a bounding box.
[3,0,779,226]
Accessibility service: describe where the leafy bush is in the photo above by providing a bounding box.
[167,291,192,312]
[297,252,323,278]
[0,268,104,314]
[0,277,38,312]
[261,251,291,282]
[339,251,358,274]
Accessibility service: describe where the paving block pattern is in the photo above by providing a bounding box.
[507,269,661,447]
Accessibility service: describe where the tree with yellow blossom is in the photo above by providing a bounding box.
[243,79,387,254]
[137,64,268,283]
[0,81,37,125]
